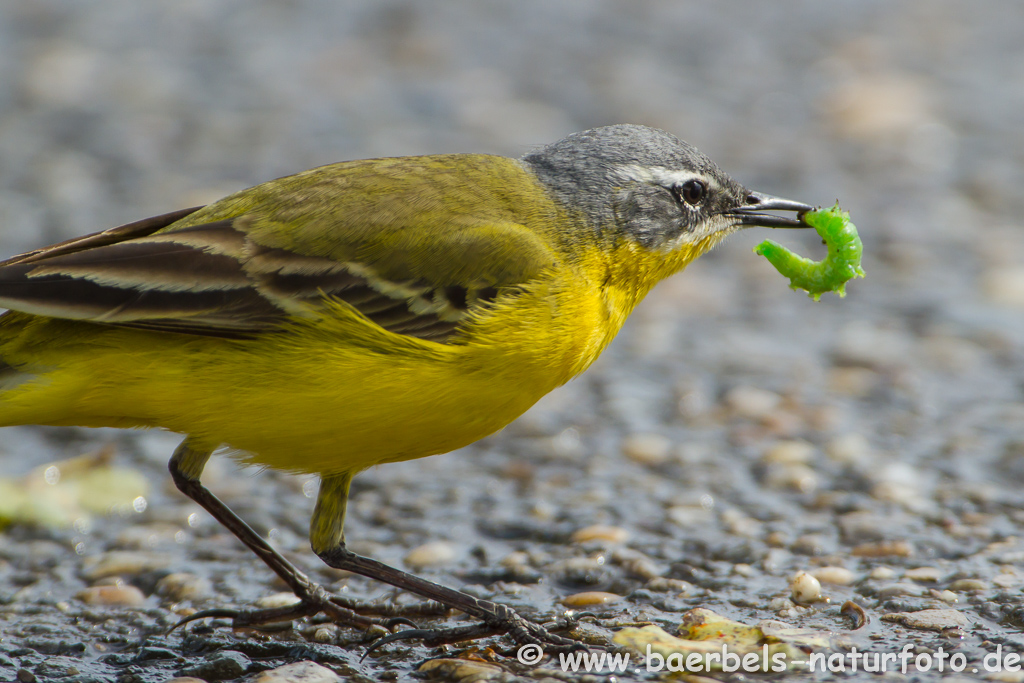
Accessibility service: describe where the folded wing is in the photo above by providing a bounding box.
[0,156,559,342]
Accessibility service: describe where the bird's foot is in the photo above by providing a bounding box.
[365,607,587,659]
[170,582,447,634]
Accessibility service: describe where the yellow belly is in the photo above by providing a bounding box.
[0,275,620,476]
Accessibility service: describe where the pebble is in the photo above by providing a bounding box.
[34,657,80,679]
[612,550,661,581]
[791,534,831,556]
[75,584,146,606]
[254,592,302,609]
[811,566,856,585]
[571,524,630,544]
[547,557,608,586]
[181,651,251,681]
[155,572,212,601]
[949,578,987,592]
[931,589,958,603]
[992,573,1024,589]
[769,597,796,612]
[621,433,672,466]
[852,541,913,558]
[114,523,185,550]
[764,463,818,493]
[762,440,815,465]
[875,582,926,599]
[838,511,887,543]
[762,548,793,573]
[165,679,206,683]
[80,550,173,580]
[666,504,714,528]
[499,551,532,568]
[562,591,622,607]
[828,367,878,398]
[722,509,761,537]
[904,566,942,582]
[732,563,755,577]
[983,267,1024,308]
[825,433,872,465]
[644,577,694,595]
[760,408,804,436]
[252,661,339,683]
[790,571,822,604]
[987,672,1024,683]
[880,608,971,631]
[724,385,780,419]
[418,659,504,681]
[404,541,456,569]
[869,566,898,580]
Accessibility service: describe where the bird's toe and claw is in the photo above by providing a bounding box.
[169,585,444,635]
[364,607,588,659]
[172,588,589,663]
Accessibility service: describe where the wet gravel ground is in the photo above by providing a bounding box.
[3,2,1024,681]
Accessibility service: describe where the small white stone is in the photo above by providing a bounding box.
[255,592,302,609]
[876,582,926,598]
[621,433,672,465]
[666,505,713,528]
[724,386,780,419]
[949,578,987,592]
[790,571,822,604]
[904,566,942,582]
[252,661,340,683]
[155,572,212,601]
[762,440,815,465]
[499,551,531,568]
[562,591,622,607]
[826,434,872,465]
[983,267,1024,308]
[76,584,146,606]
[81,550,173,580]
[811,566,856,586]
[404,541,456,569]
[869,566,897,580]
[764,463,818,493]
[571,524,631,544]
[644,577,693,595]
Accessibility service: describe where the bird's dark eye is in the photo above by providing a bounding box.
[674,179,707,206]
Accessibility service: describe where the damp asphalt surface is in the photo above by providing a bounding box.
[2,2,1024,681]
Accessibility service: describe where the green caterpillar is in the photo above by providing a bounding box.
[754,203,865,300]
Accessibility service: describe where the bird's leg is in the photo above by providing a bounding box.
[312,473,581,652]
[167,438,429,632]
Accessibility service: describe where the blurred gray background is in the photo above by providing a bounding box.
[3,2,1024,681]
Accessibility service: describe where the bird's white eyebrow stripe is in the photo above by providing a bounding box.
[614,164,718,189]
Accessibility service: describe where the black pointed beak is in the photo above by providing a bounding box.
[726,191,814,228]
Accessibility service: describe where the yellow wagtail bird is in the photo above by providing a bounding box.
[0,124,811,650]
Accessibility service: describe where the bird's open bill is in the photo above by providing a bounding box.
[727,192,814,229]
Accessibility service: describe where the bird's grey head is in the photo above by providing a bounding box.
[522,124,809,249]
